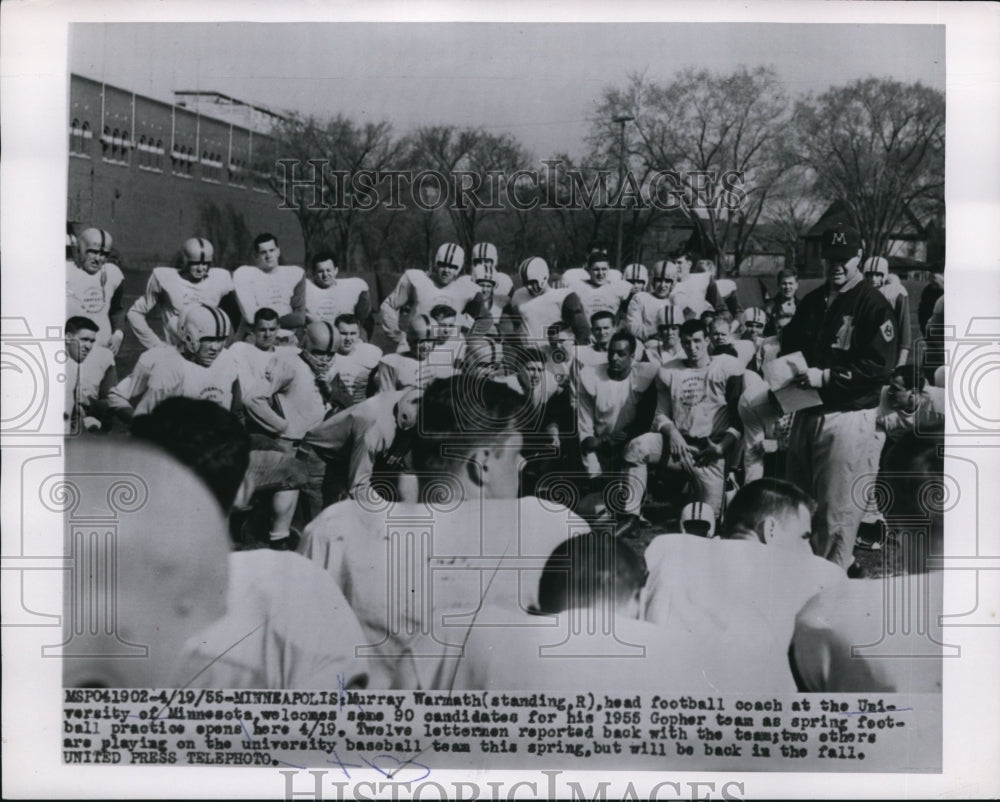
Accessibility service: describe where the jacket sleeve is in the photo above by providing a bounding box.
[824,294,897,400]
[379,272,414,341]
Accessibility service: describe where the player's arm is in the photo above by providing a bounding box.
[126,273,167,350]
[463,291,494,337]
[302,405,355,461]
[562,291,591,345]
[895,293,912,367]
[379,272,415,341]
[230,377,245,425]
[88,363,120,431]
[355,289,374,340]
[576,371,598,451]
[107,354,155,422]
[280,274,307,330]
[243,357,294,435]
[232,267,259,323]
[625,294,646,340]
[108,281,126,336]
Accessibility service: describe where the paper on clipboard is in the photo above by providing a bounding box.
[762,351,823,414]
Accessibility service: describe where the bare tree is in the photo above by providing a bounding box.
[794,78,945,257]
[598,67,798,274]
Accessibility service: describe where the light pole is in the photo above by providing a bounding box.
[613,115,634,271]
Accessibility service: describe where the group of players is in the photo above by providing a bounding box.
[63,222,946,696]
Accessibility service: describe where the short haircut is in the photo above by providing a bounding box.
[253,232,278,251]
[253,307,280,326]
[536,532,648,614]
[429,304,457,321]
[130,397,250,513]
[310,250,337,269]
[334,313,360,329]
[777,268,799,281]
[679,319,707,338]
[721,478,816,539]
[609,330,637,355]
[411,376,524,475]
[66,316,99,336]
[710,317,731,333]
[891,364,924,392]
[590,310,615,327]
[587,250,611,268]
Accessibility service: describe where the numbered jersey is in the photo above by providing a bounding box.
[233,264,305,318]
[304,277,369,324]
[129,267,234,349]
[509,286,574,342]
[66,261,124,346]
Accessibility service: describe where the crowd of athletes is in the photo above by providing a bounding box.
[63,224,947,695]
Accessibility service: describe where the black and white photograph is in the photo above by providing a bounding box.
[2,1,999,798]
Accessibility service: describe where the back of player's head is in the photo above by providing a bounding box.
[130,397,251,513]
[429,304,457,322]
[61,439,230,688]
[411,376,524,475]
[679,318,707,339]
[65,316,99,336]
[253,232,278,251]
[253,307,280,326]
[891,363,924,392]
[722,479,816,543]
[536,532,648,614]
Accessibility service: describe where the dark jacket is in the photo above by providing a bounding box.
[781,278,897,411]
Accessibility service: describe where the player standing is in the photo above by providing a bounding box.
[66,227,125,353]
[127,237,237,351]
[304,250,373,337]
[233,233,306,341]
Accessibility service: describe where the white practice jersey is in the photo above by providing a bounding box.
[128,266,234,350]
[300,496,588,689]
[227,342,297,394]
[304,276,369,324]
[326,342,382,404]
[64,345,115,414]
[66,261,124,346]
[244,349,328,440]
[233,264,305,319]
[626,292,673,341]
[566,277,633,322]
[577,362,658,441]
[380,269,481,341]
[509,286,575,343]
[176,551,373,690]
[110,346,239,416]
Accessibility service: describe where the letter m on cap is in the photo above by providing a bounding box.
[832,232,847,245]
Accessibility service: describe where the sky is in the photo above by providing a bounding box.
[69,21,945,160]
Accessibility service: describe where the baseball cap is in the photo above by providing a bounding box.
[820,224,862,260]
[680,501,716,537]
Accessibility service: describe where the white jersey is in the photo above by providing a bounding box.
[450,609,792,694]
[128,266,234,350]
[325,342,382,404]
[644,534,846,663]
[110,346,239,416]
[244,349,328,440]
[566,277,633,322]
[300,496,588,689]
[64,345,115,425]
[626,292,673,341]
[560,267,622,285]
[575,344,608,369]
[304,276,369,324]
[66,261,124,347]
[671,272,714,317]
[380,269,481,341]
[233,264,305,319]
[577,362,658,442]
[492,271,514,299]
[227,342,297,393]
[509,286,574,342]
[176,551,373,690]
